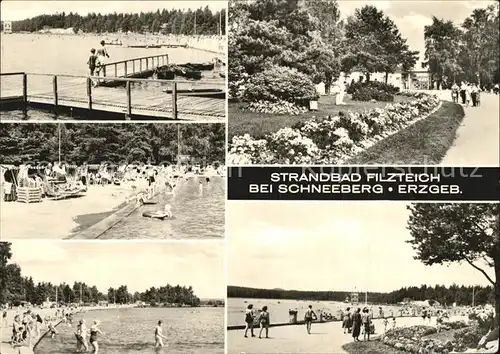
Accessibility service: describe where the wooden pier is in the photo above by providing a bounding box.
[0,56,225,121]
[99,53,170,83]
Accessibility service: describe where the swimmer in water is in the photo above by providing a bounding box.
[89,320,104,354]
[154,320,168,348]
[48,321,57,339]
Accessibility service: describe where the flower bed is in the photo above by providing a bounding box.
[381,323,489,354]
[228,92,441,164]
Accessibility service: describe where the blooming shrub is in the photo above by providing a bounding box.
[241,66,319,114]
[242,100,308,115]
[381,322,491,354]
[452,325,488,351]
[352,86,395,102]
[347,81,400,95]
[229,93,440,164]
[266,127,320,164]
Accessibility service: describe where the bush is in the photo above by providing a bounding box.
[352,86,394,102]
[228,93,440,164]
[347,81,400,95]
[242,66,319,108]
[453,325,488,351]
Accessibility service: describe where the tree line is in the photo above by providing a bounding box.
[229,0,499,96]
[423,3,499,88]
[227,284,494,307]
[229,0,418,95]
[0,123,225,166]
[10,7,226,35]
[0,242,201,307]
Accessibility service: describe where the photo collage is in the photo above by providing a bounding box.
[0,1,499,354]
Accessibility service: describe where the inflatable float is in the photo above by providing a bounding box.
[142,211,170,220]
[140,200,158,205]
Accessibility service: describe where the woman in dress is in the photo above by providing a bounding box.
[351,308,362,342]
[342,307,351,334]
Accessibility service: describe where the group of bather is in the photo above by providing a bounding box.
[2,305,80,348]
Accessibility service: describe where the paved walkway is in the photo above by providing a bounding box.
[228,316,467,354]
[441,93,499,166]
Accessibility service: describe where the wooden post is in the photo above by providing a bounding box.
[146,58,149,70]
[87,77,92,110]
[114,63,117,77]
[126,81,132,119]
[53,75,58,107]
[23,73,27,103]
[102,66,107,77]
[172,82,178,119]
[124,62,128,77]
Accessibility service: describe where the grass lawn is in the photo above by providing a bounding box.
[346,101,465,164]
[228,95,414,139]
[342,339,406,354]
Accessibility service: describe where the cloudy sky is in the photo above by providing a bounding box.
[228,202,494,293]
[0,1,226,21]
[337,0,496,67]
[8,241,225,299]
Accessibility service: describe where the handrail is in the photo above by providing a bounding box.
[0,72,25,76]
[25,72,223,85]
[102,54,169,67]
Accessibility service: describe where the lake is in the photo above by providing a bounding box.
[227,298,460,327]
[100,176,225,239]
[0,33,225,120]
[34,307,224,354]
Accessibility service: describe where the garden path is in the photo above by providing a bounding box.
[441,93,499,166]
[227,316,467,354]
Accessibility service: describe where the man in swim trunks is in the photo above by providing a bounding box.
[154,320,167,348]
[304,305,317,334]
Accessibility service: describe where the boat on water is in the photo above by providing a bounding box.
[154,65,202,80]
[184,62,215,71]
[127,44,162,49]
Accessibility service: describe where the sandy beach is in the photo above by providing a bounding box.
[0,183,142,240]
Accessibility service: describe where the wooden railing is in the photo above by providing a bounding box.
[1,72,224,120]
[101,54,169,77]
[0,72,27,102]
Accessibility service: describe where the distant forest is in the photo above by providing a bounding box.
[228,285,495,307]
[10,7,226,35]
[0,242,202,307]
[0,124,225,166]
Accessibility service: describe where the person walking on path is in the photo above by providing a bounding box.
[460,81,467,104]
[258,306,270,339]
[244,304,255,338]
[451,82,459,103]
[351,308,362,341]
[471,83,479,107]
[361,308,371,341]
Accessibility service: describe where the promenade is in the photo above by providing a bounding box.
[227,316,467,354]
[441,93,499,165]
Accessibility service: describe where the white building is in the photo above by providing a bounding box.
[2,21,12,34]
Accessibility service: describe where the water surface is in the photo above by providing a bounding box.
[35,307,224,354]
[100,176,225,239]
